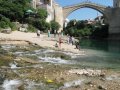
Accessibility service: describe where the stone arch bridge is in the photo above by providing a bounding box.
[60,2,120,39]
[63,2,108,20]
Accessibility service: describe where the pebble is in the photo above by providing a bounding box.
[98,85,107,90]
[100,78,106,81]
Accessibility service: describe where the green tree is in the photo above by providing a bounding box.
[33,19,50,32]
[0,0,33,22]
[0,16,11,29]
[66,20,76,28]
[36,8,48,19]
[50,20,60,33]
[76,20,86,29]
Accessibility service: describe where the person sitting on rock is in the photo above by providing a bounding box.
[55,42,58,48]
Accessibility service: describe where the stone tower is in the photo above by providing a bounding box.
[31,0,63,30]
[31,0,37,9]
[113,0,120,7]
[31,0,54,22]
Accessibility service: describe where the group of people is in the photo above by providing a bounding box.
[36,29,80,50]
[67,36,75,45]
[67,35,80,50]
[36,29,63,48]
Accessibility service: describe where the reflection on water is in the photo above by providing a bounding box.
[80,39,120,53]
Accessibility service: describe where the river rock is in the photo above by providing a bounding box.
[1,28,12,34]
[98,85,107,90]
[0,74,5,85]
[100,73,106,78]
[68,69,102,76]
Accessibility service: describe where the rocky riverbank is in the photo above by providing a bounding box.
[0,39,120,90]
[0,31,82,54]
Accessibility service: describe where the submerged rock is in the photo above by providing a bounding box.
[0,75,5,85]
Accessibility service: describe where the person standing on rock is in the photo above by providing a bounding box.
[54,29,57,38]
[72,36,75,45]
[36,30,40,37]
[48,30,50,37]
[59,37,62,48]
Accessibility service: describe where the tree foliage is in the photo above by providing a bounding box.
[0,0,50,32]
[33,19,50,32]
[65,19,108,39]
[36,8,48,19]
[0,16,16,30]
[0,0,32,22]
[50,20,60,33]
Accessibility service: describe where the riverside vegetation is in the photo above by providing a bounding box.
[0,0,60,33]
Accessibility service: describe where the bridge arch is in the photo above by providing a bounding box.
[63,2,108,21]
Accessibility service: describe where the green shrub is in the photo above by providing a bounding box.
[0,21,9,28]
[50,20,60,33]
[9,22,17,31]
[33,19,50,32]
[0,16,14,29]
[27,25,36,32]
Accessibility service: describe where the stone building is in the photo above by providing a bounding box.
[31,0,63,31]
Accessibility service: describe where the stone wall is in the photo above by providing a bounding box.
[108,8,120,39]
[113,0,120,7]
[53,3,63,32]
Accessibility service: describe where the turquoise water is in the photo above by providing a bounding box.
[76,39,120,69]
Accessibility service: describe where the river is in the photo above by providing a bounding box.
[77,39,120,70]
[0,40,120,90]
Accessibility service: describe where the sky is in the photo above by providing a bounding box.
[55,0,113,20]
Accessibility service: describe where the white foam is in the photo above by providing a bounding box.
[2,79,22,90]
[59,79,84,89]
[39,56,69,64]
[9,63,17,69]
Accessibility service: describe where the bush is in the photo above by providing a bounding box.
[33,19,50,32]
[9,22,17,31]
[25,17,35,25]
[0,16,15,30]
[0,21,9,28]
[50,20,60,33]
[27,25,36,32]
